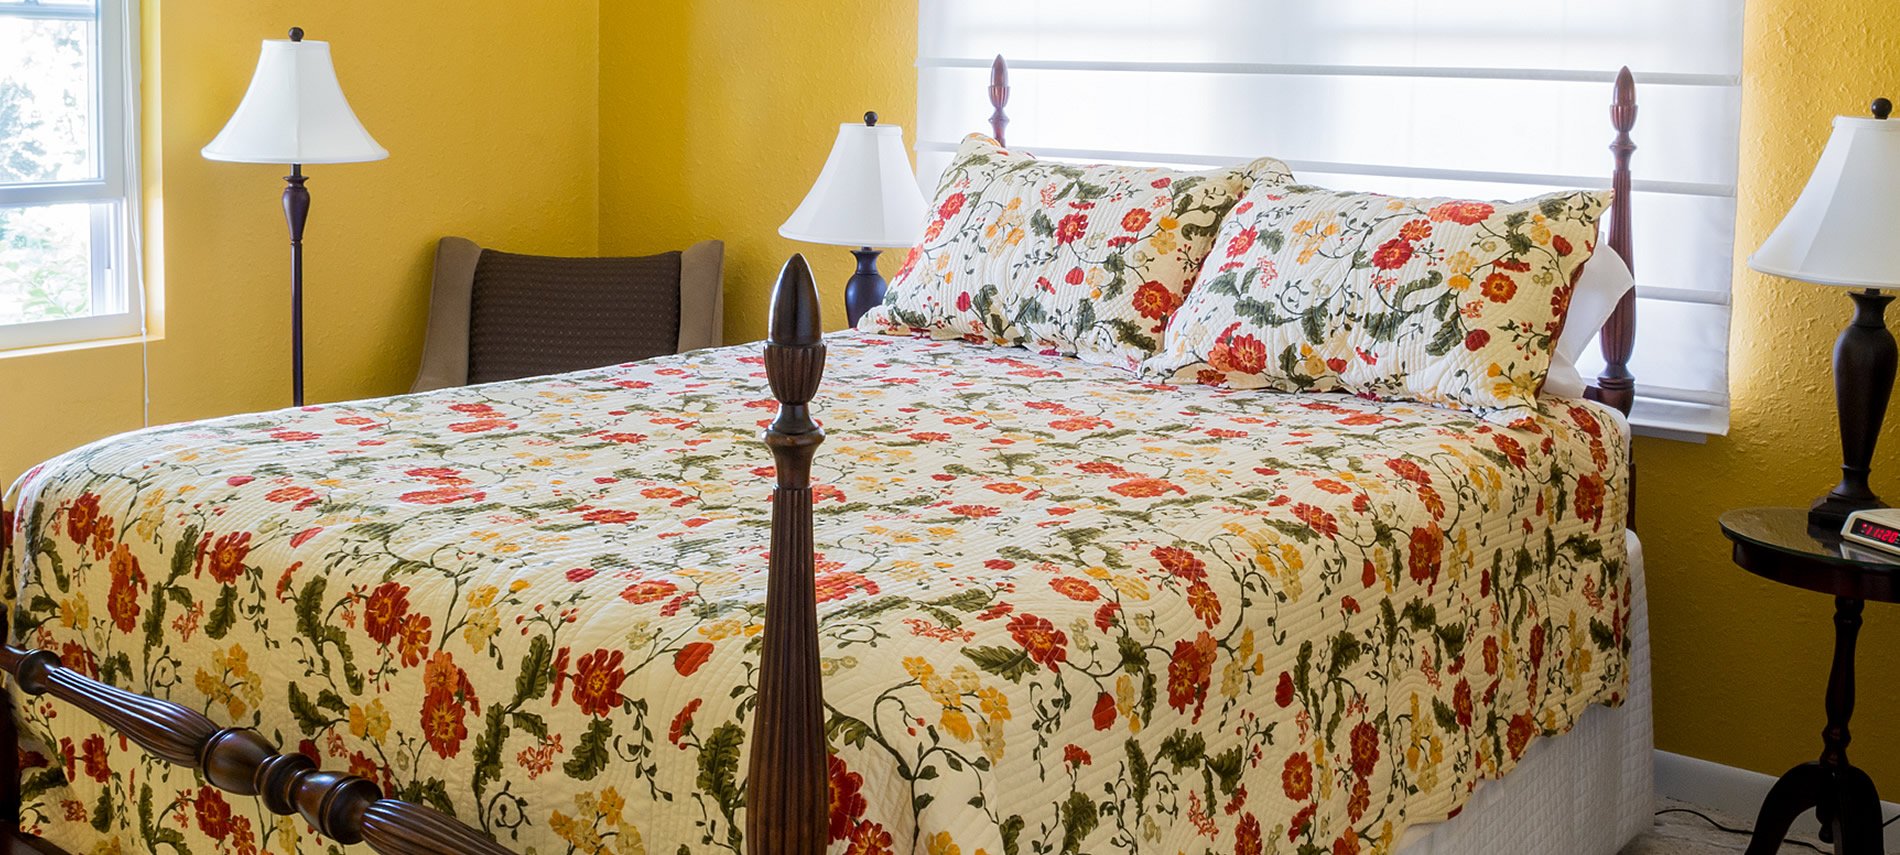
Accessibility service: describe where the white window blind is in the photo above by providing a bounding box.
[0,0,142,351]
[917,0,1743,437]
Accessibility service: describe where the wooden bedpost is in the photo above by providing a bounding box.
[989,55,1010,145]
[746,254,830,855]
[0,613,514,854]
[1594,66,1638,417]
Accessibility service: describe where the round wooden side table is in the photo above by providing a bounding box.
[1719,506,1898,855]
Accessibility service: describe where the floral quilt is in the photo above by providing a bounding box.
[4,332,1631,855]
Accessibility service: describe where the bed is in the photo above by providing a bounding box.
[2,58,1647,855]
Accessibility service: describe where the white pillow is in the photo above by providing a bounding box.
[1543,246,1635,399]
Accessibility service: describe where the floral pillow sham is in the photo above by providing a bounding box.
[1143,183,1613,413]
[859,134,1294,369]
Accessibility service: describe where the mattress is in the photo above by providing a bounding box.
[4,332,1635,854]
[1397,530,1653,854]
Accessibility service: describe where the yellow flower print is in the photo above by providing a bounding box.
[927,831,962,855]
[941,707,975,742]
[975,714,1006,763]
[348,698,392,743]
[976,686,1010,722]
[194,644,265,721]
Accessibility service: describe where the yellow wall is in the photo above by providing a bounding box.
[8,0,1900,787]
[0,0,602,484]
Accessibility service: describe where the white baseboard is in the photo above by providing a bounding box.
[1655,749,1900,850]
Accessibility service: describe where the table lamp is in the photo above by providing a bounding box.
[1749,98,1900,529]
[203,28,388,406]
[780,112,927,327]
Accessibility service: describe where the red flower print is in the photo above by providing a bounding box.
[1049,576,1100,601]
[1349,720,1380,778]
[1507,712,1536,759]
[1092,691,1117,730]
[447,419,513,434]
[1575,473,1606,530]
[80,734,109,783]
[420,689,469,759]
[950,504,999,518]
[200,531,252,584]
[1282,751,1314,801]
[1290,804,1317,841]
[1109,478,1185,498]
[1464,329,1491,351]
[1187,580,1221,628]
[1492,433,1528,469]
[815,571,879,602]
[582,508,640,524]
[1054,212,1089,244]
[669,698,703,747]
[1007,612,1068,670]
[1428,200,1495,225]
[1399,219,1433,242]
[570,649,628,717]
[1292,503,1339,539]
[1093,601,1120,631]
[1064,744,1092,767]
[1484,636,1501,675]
[1349,777,1371,821]
[1334,831,1362,855]
[1165,632,1216,721]
[1384,458,1431,486]
[956,291,973,312]
[363,582,410,645]
[271,430,320,441]
[1275,671,1295,707]
[674,642,714,677]
[1122,208,1152,232]
[1371,238,1413,270]
[1213,333,1268,376]
[1454,677,1475,728]
[195,786,233,840]
[1152,545,1207,581]
[1480,272,1517,303]
[1131,280,1178,321]
[1064,266,1086,286]
[106,544,144,634]
[1407,525,1442,584]
[65,493,101,545]
[1553,234,1574,256]
[398,614,433,667]
[621,579,678,604]
[399,486,485,505]
[1496,257,1532,273]
[1236,814,1264,855]
[265,485,320,510]
[828,754,868,842]
[1227,227,1258,258]
[938,192,966,220]
[843,820,894,855]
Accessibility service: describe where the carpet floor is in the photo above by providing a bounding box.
[1622,800,1831,854]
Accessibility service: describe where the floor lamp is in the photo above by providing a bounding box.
[202,27,387,406]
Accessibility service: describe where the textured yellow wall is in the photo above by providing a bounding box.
[1641,0,1900,785]
[0,0,601,484]
[598,1,918,342]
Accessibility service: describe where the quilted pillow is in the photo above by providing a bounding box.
[1143,184,1612,413]
[859,135,1294,369]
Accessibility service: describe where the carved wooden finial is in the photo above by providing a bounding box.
[1874,97,1893,120]
[989,54,1011,146]
[748,257,832,855]
[1611,67,1637,134]
[864,110,879,127]
[1594,67,1639,419]
[289,26,305,42]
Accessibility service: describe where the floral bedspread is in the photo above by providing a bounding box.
[4,332,1631,855]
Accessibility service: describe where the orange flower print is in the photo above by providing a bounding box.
[1153,545,1207,581]
[1166,631,1217,721]
[621,579,678,604]
[1492,433,1528,469]
[1007,612,1068,670]
[1187,580,1222,628]
[1109,478,1185,498]
[1054,212,1089,244]
[1407,525,1441,584]
[1292,503,1339,539]
[669,698,703,747]
[1121,208,1152,232]
[843,819,894,855]
[397,614,433,668]
[1211,332,1268,376]
[1049,576,1101,601]
[1399,219,1433,242]
[1236,813,1264,855]
[106,544,145,634]
[80,734,109,783]
[815,571,880,602]
[1282,751,1314,801]
[420,689,469,759]
[1480,272,1517,303]
[1575,473,1606,530]
[673,641,714,677]
[938,191,966,221]
[1428,200,1495,225]
[1131,280,1178,321]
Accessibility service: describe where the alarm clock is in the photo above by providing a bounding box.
[1840,508,1900,557]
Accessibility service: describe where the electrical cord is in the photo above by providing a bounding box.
[1656,806,1898,853]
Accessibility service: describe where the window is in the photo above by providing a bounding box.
[0,0,140,351]
[916,1,1744,437]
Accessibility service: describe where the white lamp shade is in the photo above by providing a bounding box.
[780,122,927,248]
[202,38,388,165]
[1750,115,1900,288]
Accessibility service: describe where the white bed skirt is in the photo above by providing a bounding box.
[1397,531,1654,855]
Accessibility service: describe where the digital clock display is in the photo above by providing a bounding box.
[1851,518,1900,546]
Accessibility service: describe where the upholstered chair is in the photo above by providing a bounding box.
[412,237,724,392]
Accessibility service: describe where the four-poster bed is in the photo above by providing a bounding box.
[4,55,1642,855]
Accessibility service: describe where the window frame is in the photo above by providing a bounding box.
[0,0,142,352]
